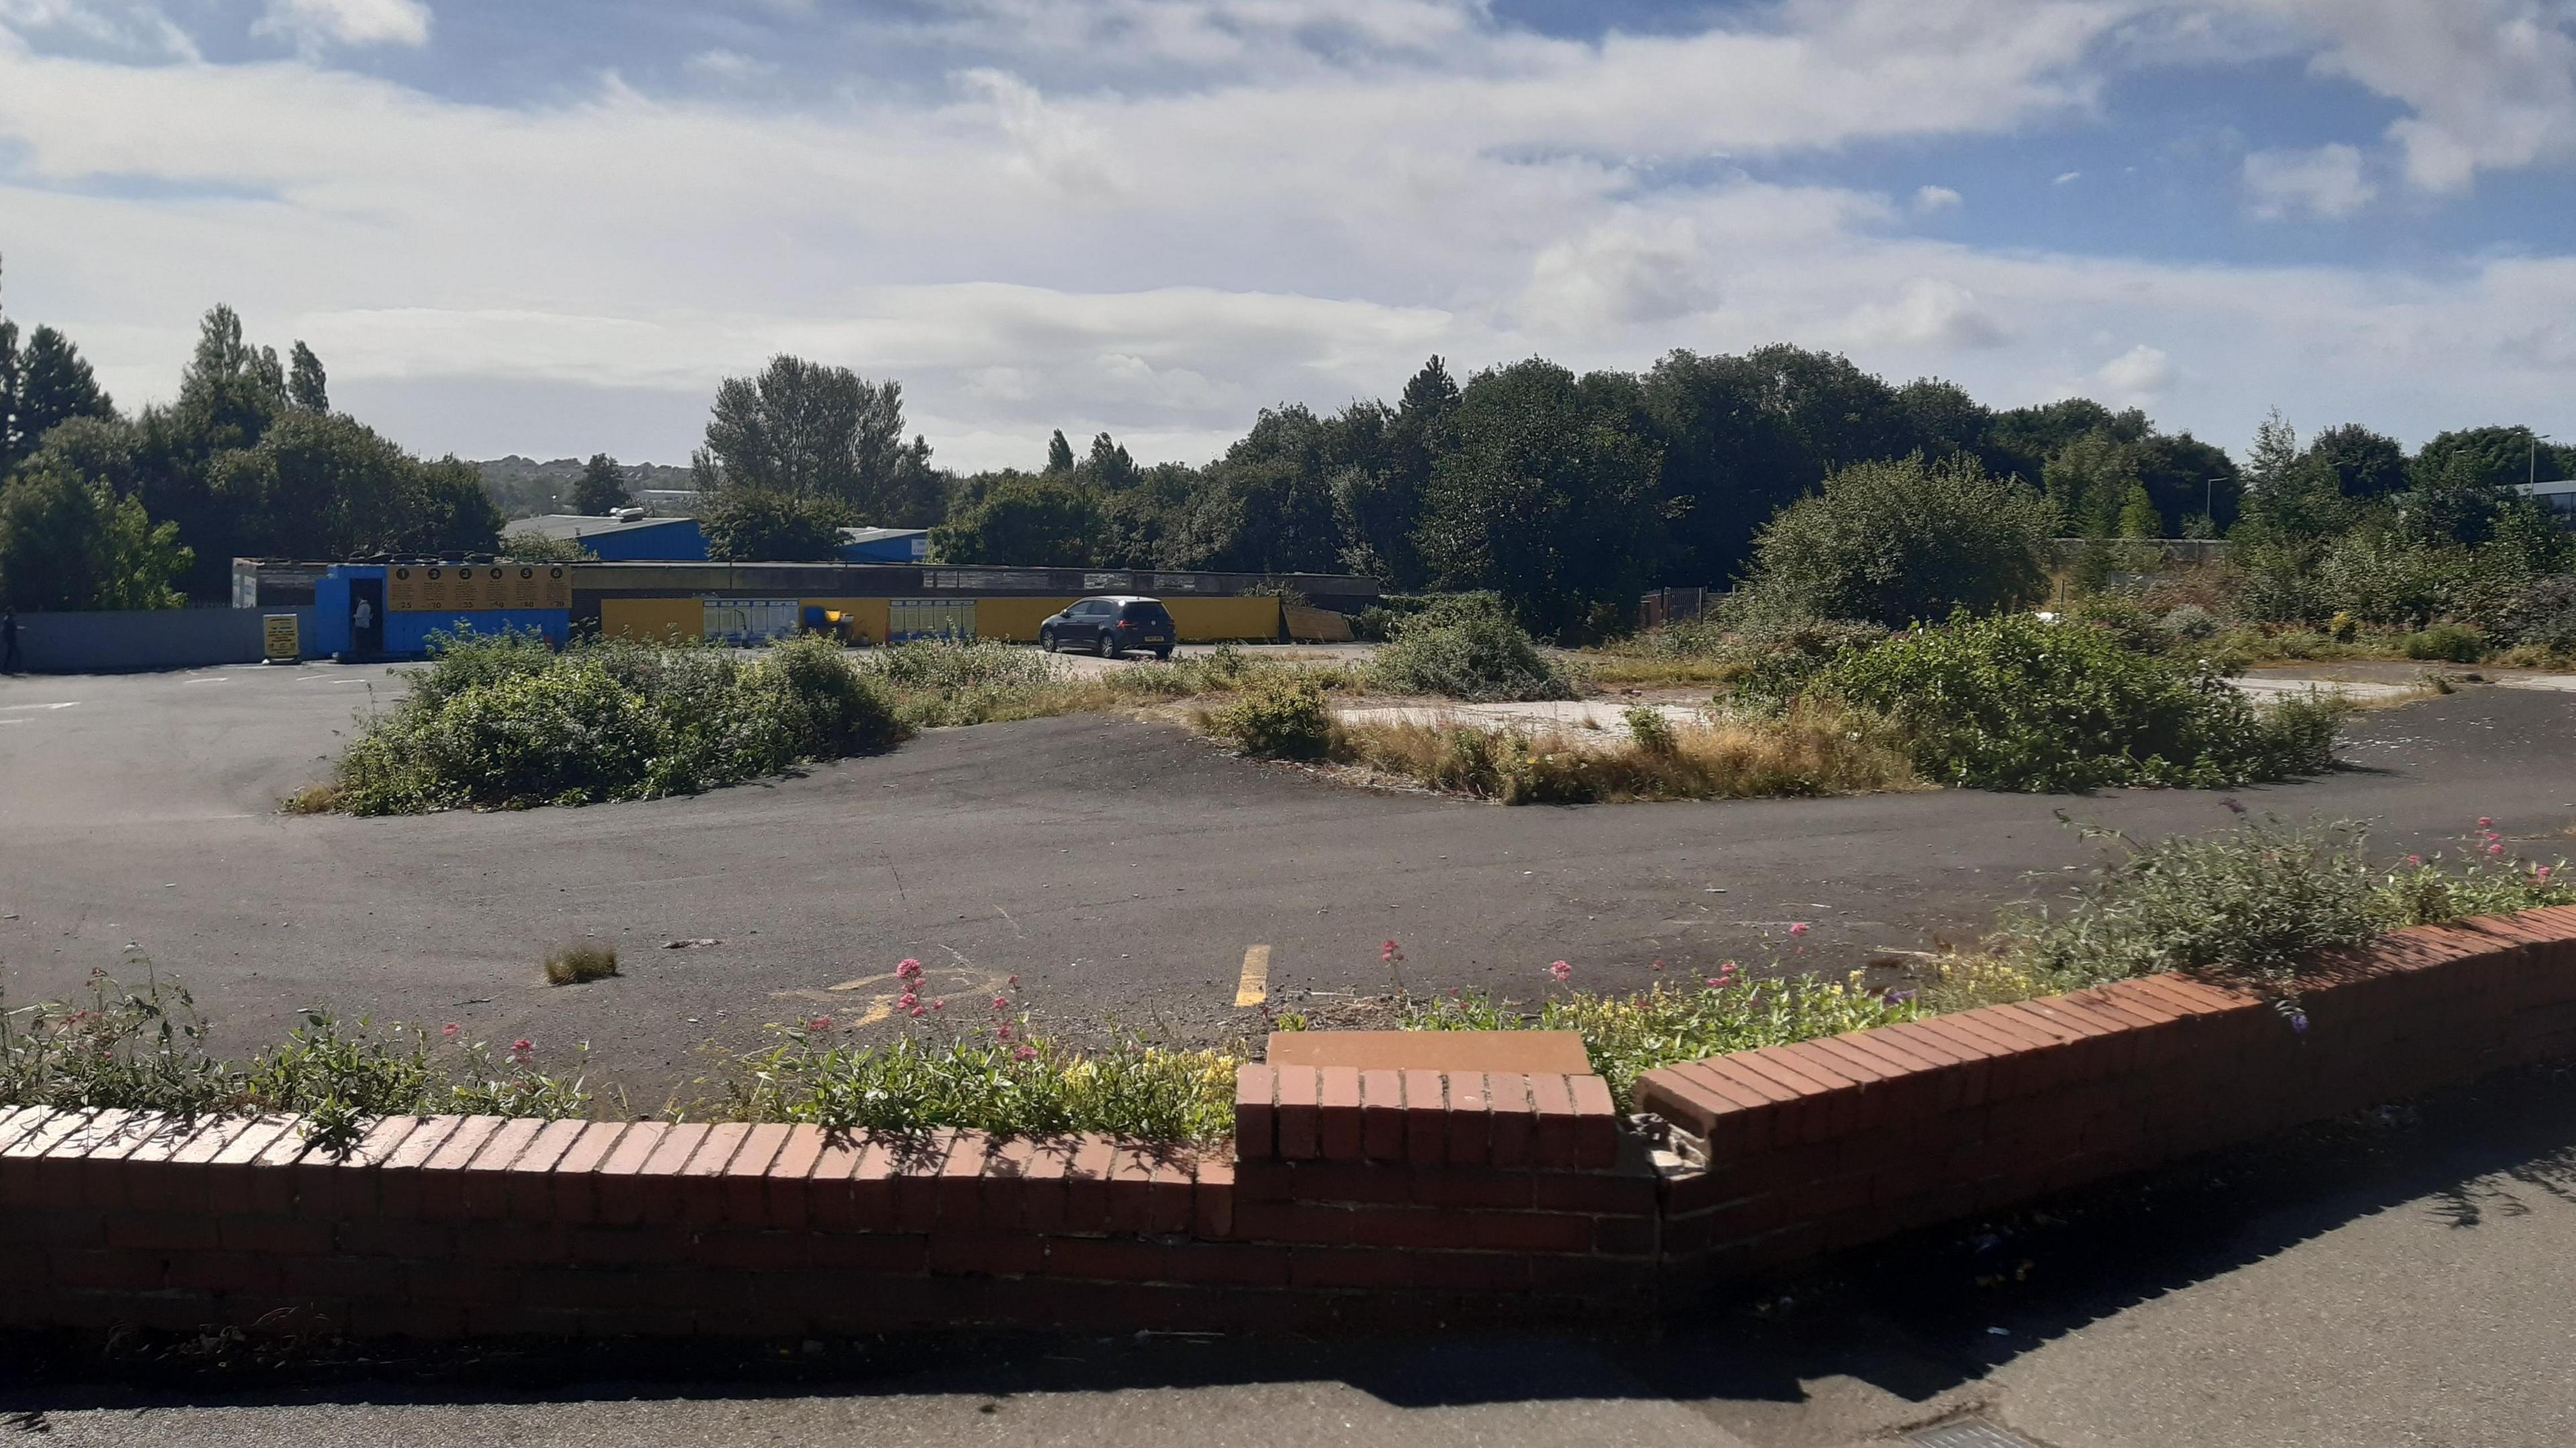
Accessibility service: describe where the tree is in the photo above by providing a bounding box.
[2412,425,2565,491]
[0,260,18,473]
[1044,429,1076,476]
[696,355,936,522]
[287,341,328,412]
[1080,433,1136,490]
[2117,484,2163,539]
[701,489,849,561]
[1733,453,2052,627]
[2301,423,2404,499]
[574,453,631,514]
[1415,358,1668,634]
[930,475,1101,567]
[407,457,506,555]
[14,325,115,450]
[2237,410,2353,541]
[0,460,191,610]
[207,410,417,559]
[2041,429,2146,536]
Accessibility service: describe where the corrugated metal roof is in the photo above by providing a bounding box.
[508,514,698,541]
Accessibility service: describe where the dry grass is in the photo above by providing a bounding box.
[279,783,340,814]
[1566,654,1748,688]
[1324,703,1917,804]
[543,944,620,986]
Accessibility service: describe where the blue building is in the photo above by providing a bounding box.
[312,563,572,659]
[510,512,709,561]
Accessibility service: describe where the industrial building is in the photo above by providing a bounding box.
[248,559,1377,660]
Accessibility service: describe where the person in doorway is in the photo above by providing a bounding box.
[352,595,374,638]
[1,608,19,674]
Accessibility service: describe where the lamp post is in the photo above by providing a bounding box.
[2534,433,2555,488]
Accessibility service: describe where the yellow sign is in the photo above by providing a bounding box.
[262,614,300,663]
[387,563,570,612]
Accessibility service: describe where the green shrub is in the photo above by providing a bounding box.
[1986,817,2576,999]
[2158,604,2218,641]
[1623,704,1675,755]
[1208,676,1334,759]
[2061,592,2167,653]
[326,633,905,814]
[2493,575,2576,655]
[1811,612,2345,791]
[1731,453,2053,627]
[2402,622,2485,663]
[1366,614,1572,701]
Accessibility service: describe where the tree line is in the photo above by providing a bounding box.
[7,262,2569,628]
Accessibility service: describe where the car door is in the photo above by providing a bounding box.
[1078,600,1112,646]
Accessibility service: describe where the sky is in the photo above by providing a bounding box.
[1,1,2573,474]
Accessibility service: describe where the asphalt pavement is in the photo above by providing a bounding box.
[5,660,2576,1107]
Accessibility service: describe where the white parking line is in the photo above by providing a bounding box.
[0,701,78,712]
[1234,944,1271,1007]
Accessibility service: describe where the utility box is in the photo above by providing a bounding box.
[261,614,301,663]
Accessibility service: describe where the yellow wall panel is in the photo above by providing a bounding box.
[973,597,1079,642]
[600,598,704,641]
[1166,596,1282,642]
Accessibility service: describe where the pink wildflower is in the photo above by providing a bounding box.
[1014,1045,1037,1062]
[1788,922,1811,938]
[1548,960,1572,983]
[1008,974,1020,985]
[508,1038,533,1064]
[895,958,924,982]
[992,995,1010,1010]
[2537,865,2554,883]
[2480,817,2495,829]
[997,1023,1014,1042]
[932,998,945,1010]
[909,1006,926,1019]
[2407,854,2422,867]
[441,1022,460,1038]
[808,1016,832,1032]
[1651,958,1664,972]
[2490,842,2506,856]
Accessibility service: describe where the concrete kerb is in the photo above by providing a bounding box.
[3,908,2572,1341]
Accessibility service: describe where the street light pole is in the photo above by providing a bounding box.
[2535,433,2555,488]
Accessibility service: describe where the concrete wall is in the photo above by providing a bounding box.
[15,607,319,673]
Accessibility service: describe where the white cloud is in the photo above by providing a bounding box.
[2243,142,2374,219]
[2226,0,2576,192]
[2052,170,2082,184]
[2095,342,2174,398]
[0,1,2571,469]
[685,48,775,83]
[253,0,431,50]
[1517,215,1721,337]
[1836,277,2004,350]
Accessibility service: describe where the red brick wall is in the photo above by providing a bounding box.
[5,910,2573,1341]
[1636,909,2576,1279]
[0,1064,1651,1339]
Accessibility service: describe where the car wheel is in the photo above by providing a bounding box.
[1039,629,1055,653]
[1097,632,1117,659]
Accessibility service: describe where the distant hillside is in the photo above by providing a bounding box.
[474,455,698,518]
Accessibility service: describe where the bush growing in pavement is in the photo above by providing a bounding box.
[323,630,904,814]
[1205,675,1335,759]
[1366,613,1572,702]
[1810,611,2345,791]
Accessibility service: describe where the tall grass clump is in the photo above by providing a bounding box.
[323,629,905,814]
[718,1023,1240,1144]
[1203,675,1334,759]
[2,966,590,1153]
[543,944,620,986]
[1329,704,1913,804]
[1811,611,2346,791]
[1399,966,1922,1109]
[860,638,1089,727]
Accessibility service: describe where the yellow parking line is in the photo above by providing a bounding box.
[1234,944,1272,1007]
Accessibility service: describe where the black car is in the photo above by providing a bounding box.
[1039,596,1176,659]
